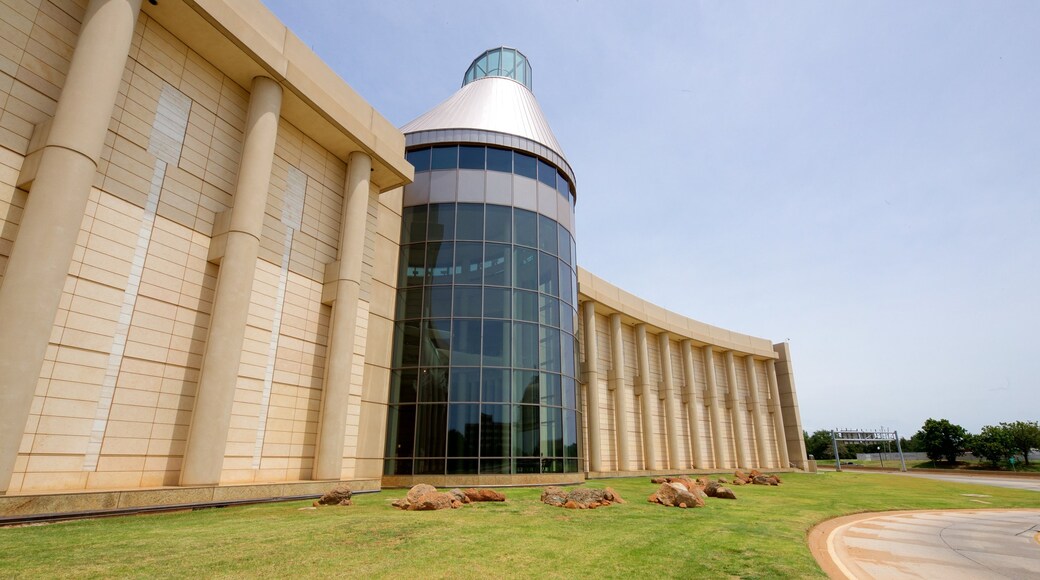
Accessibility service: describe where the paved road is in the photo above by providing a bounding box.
[812,510,1040,579]
[820,468,1040,492]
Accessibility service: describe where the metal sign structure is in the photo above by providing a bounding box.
[830,428,907,472]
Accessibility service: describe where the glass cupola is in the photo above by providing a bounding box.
[462,47,532,91]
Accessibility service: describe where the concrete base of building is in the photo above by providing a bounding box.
[0,479,380,520]
[381,473,586,488]
[587,468,802,480]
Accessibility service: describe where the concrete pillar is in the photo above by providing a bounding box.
[0,0,143,494]
[680,340,705,469]
[313,152,372,480]
[701,346,728,468]
[608,313,630,471]
[766,359,791,468]
[180,76,282,486]
[772,343,808,468]
[724,351,750,469]
[744,356,772,468]
[657,332,680,469]
[581,301,603,473]
[633,324,656,470]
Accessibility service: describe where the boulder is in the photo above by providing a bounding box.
[540,486,570,507]
[650,476,668,484]
[732,479,745,486]
[671,477,698,492]
[715,486,737,500]
[412,491,456,511]
[463,488,506,502]
[406,483,437,504]
[603,487,626,504]
[749,469,762,479]
[448,489,471,504]
[542,486,622,509]
[649,482,704,508]
[314,484,353,506]
[717,478,728,484]
[734,469,748,482]
[704,481,719,497]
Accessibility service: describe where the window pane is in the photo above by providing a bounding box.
[513,246,537,290]
[538,252,559,296]
[502,48,516,75]
[541,406,563,457]
[485,204,511,242]
[480,457,509,474]
[447,458,478,474]
[538,294,560,327]
[481,367,510,403]
[399,243,425,287]
[483,287,511,319]
[557,226,571,264]
[538,215,558,254]
[558,261,572,306]
[540,372,561,406]
[422,285,452,319]
[482,320,511,367]
[560,304,575,334]
[406,148,430,172]
[431,145,457,170]
[512,322,538,369]
[447,403,479,457]
[484,242,511,286]
[564,408,579,458]
[449,367,480,402]
[562,377,577,410]
[419,367,448,402]
[425,241,453,285]
[458,145,485,170]
[539,326,561,372]
[401,205,427,244]
[487,49,500,74]
[537,159,556,187]
[452,285,482,318]
[415,404,447,457]
[513,370,539,404]
[513,405,540,457]
[455,203,484,240]
[514,209,537,247]
[561,335,576,378]
[454,242,483,285]
[427,203,455,242]
[392,320,421,367]
[420,319,451,367]
[384,404,415,458]
[480,404,511,457]
[556,170,568,194]
[486,147,512,173]
[396,287,423,320]
[390,369,418,404]
[513,289,538,323]
[513,152,536,179]
[451,319,481,366]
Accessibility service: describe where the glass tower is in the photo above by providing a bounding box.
[385,48,581,480]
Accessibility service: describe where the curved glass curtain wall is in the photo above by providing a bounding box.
[462,47,532,91]
[385,148,580,476]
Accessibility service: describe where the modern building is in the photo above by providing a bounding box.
[0,0,805,517]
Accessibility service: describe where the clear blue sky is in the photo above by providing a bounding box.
[262,0,1040,436]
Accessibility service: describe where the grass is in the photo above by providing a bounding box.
[2,472,1037,579]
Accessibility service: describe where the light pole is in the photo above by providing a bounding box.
[878,445,884,469]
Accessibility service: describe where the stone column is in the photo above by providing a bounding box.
[0,0,143,494]
[724,351,750,469]
[608,313,630,471]
[772,343,807,468]
[744,356,772,468]
[657,332,680,469]
[766,359,790,468]
[581,301,603,473]
[180,77,282,486]
[680,340,705,469]
[633,324,656,470]
[313,152,372,480]
[702,346,728,468]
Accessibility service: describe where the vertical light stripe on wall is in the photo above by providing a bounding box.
[84,83,191,471]
[251,166,306,468]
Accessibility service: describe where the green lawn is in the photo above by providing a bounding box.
[2,472,1037,579]
[817,458,1040,472]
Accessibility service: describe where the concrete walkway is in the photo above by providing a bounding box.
[810,509,1040,579]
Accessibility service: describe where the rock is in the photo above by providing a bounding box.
[650,476,668,484]
[315,485,353,506]
[732,479,745,486]
[704,481,719,497]
[413,491,455,511]
[463,488,506,502]
[603,487,626,504]
[734,469,748,482]
[448,489,470,504]
[717,478,728,484]
[715,486,737,500]
[651,482,704,508]
[671,477,698,492]
[391,498,410,509]
[749,469,762,479]
[406,484,437,505]
[752,475,772,485]
[541,486,570,507]
[564,500,579,509]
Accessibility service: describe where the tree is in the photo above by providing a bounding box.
[916,418,968,464]
[1000,421,1040,466]
[805,430,833,460]
[971,425,1015,467]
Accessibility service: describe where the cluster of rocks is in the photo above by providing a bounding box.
[732,469,782,486]
[540,486,625,509]
[313,485,353,506]
[647,477,708,508]
[390,484,506,511]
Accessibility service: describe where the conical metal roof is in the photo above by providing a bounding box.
[400,76,568,164]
